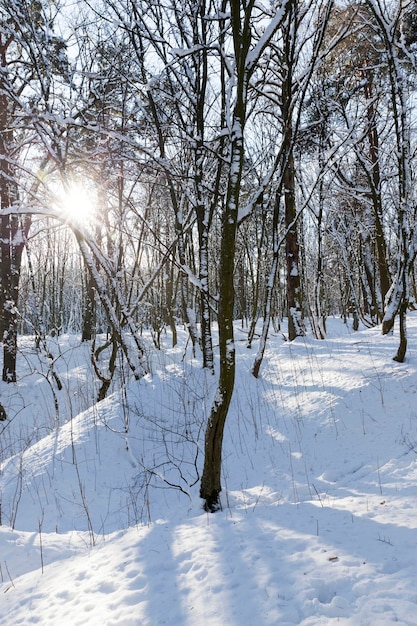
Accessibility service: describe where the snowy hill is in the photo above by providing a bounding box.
[1,317,417,625]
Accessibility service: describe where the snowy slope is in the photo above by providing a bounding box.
[1,317,417,625]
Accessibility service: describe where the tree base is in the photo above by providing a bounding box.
[2,369,16,383]
[393,339,407,363]
[201,489,222,513]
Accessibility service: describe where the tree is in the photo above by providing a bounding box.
[200,0,291,511]
[0,0,69,381]
[331,2,391,321]
[281,2,305,342]
[252,0,334,376]
[119,0,223,368]
[300,2,393,329]
[365,0,416,361]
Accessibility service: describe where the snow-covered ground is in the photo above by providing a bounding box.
[1,315,417,625]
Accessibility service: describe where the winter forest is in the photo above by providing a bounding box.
[2,0,417,624]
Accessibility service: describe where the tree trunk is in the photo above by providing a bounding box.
[164,261,178,347]
[281,3,305,342]
[393,298,407,363]
[252,193,280,377]
[0,103,25,382]
[313,193,326,339]
[82,268,96,342]
[200,0,253,510]
[197,221,214,369]
[0,34,31,382]
[200,124,243,509]
[366,1,414,358]
[285,150,305,340]
[193,6,214,371]
[0,215,27,382]
[246,208,267,348]
[363,75,391,315]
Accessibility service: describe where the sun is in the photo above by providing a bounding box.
[59,182,97,227]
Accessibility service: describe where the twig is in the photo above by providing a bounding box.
[377,534,393,546]
[312,483,324,507]
[39,516,44,574]
[4,562,15,589]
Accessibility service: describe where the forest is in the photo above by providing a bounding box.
[1,0,417,514]
[2,2,417,623]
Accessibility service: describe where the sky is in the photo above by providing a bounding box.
[1,315,417,625]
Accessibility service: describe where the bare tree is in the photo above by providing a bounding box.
[200,0,291,511]
[252,0,334,377]
[0,0,69,381]
[365,0,416,361]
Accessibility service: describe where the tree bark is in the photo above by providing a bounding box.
[252,193,280,377]
[393,298,407,363]
[285,150,305,341]
[199,0,291,509]
[363,75,391,315]
[200,0,251,511]
[281,3,305,342]
[0,40,27,381]
[0,217,26,382]
[81,268,96,342]
[199,119,244,511]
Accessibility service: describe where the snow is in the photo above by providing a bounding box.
[244,0,290,75]
[2,315,417,624]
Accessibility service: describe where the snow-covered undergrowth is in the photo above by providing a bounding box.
[1,316,417,625]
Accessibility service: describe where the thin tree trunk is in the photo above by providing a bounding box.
[164,260,178,347]
[281,4,305,342]
[246,209,267,348]
[194,1,214,371]
[82,268,96,342]
[285,150,305,340]
[200,0,251,510]
[0,34,32,382]
[366,1,413,359]
[364,75,391,314]
[313,199,326,339]
[0,217,25,382]
[199,0,293,509]
[199,125,243,510]
[252,193,280,377]
[393,298,407,363]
